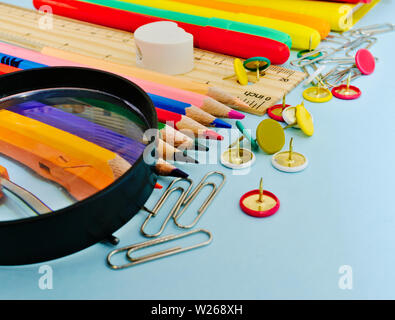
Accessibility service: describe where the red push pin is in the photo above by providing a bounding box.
[267,94,290,122]
[354,48,375,75]
[332,73,362,100]
[239,178,280,218]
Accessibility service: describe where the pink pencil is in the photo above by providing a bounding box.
[0,42,244,119]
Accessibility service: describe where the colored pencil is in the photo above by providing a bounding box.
[149,93,231,128]
[41,46,250,110]
[9,102,192,177]
[158,139,199,163]
[0,51,232,126]
[0,42,244,119]
[155,158,189,178]
[0,63,20,75]
[156,108,223,140]
[31,0,290,64]
[158,122,208,151]
[0,52,46,69]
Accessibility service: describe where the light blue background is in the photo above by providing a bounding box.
[0,0,394,300]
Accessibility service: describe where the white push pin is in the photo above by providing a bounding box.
[221,135,255,170]
[272,138,308,173]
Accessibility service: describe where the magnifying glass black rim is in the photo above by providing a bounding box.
[0,67,158,265]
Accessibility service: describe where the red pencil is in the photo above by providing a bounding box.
[0,63,20,75]
[156,108,223,140]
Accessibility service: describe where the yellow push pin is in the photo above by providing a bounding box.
[239,177,280,218]
[221,135,255,169]
[282,102,314,136]
[296,101,314,136]
[255,119,285,154]
[223,58,249,86]
[302,80,333,103]
[272,137,308,173]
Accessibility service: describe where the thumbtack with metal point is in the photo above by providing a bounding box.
[223,58,249,86]
[267,94,290,122]
[221,135,255,170]
[272,137,308,173]
[239,177,280,218]
[332,72,361,100]
[243,57,271,83]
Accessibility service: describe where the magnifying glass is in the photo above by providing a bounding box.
[0,67,158,265]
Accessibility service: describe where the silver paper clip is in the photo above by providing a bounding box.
[141,178,193,238]
[173,171,226,229]
[106,229,212,270]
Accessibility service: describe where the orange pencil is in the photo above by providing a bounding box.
[170,0,330,39]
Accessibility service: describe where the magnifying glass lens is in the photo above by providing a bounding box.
[0,88,150,221]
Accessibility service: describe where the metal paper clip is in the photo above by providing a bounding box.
[141,178,193,238]
[323,33,352,44]
[106,229,212,270]
[345,37,377,56]
[173,171,226,229]
[346,23,395,36]
[290,48,332,67]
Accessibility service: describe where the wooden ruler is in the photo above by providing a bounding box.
[0,3,306,115]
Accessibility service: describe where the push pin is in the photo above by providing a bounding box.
[282,102,314,137]
[332,73,361,100]
[282,106,299,128]
[267,94,290,122]
[272,138,308,173]
[256,119,285,154]
[303,81,333,103]
[243,57,271,83]
[221,135,255,170]
[296,101,314,136]
[227,135,244,149]
[223,58,248,86]
[239,177,280,218]
[297,35,320,60]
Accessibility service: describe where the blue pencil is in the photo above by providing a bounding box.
[0,53,46,69]
[148,93,231,129]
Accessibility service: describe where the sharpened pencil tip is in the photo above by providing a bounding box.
[171,168,189,178]
[212,118,231,128]
[175,152,199,164]
[203,130,224,141]
[228,109,245,119]
[155,183,163,189]
[195,141,209,151]
[233,98,251,110]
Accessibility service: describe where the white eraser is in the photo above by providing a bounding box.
[134,21,194,75]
